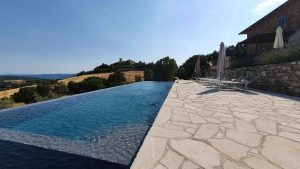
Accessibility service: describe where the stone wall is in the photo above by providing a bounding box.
[229,61,300,96]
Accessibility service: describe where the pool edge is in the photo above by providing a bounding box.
[129,82,176,168]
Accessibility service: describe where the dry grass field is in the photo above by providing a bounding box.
[0,71,144,99]
[0,85,36,99]
[3,80,26,84]
[0,88,20,99]
[59,71,144,84]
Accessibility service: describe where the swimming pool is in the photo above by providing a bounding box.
[0,81,173,166]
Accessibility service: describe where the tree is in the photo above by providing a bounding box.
[108,70,126,86]
[226,45,235,57]
[176,67,187,80]
[67,81,81,94]
[53,82,69,95]
[0,98,14,109]
[36,83,52,97]
[135,75,142,82]
[146,62,155,70]
[177,54,211,80]
[76,71,87,76]
[80,77,105,92]
[144,69,154,81]
[12,87,37,104]
[153,57,178,81]
[93,63,112,73]
[75,59,151,76]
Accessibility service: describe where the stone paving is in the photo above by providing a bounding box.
[131,80,300,169]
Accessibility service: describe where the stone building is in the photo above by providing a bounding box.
[239,0,300,55]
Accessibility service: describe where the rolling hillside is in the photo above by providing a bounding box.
[0,74,73,80]
[60,71,144,84]
[0,85,37,99]
[0,71,144,99]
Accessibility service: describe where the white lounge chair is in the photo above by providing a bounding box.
[196,70,259,91]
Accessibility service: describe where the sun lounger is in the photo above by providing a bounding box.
[218,72,258,91]
[196,70,259,91]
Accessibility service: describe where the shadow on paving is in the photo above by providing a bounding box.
[0,140,129,169]
[251,89,300,102]
[197,88,258,95]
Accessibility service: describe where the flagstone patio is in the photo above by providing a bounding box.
[131,80,300,169]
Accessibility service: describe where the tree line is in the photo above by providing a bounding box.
[76,58,155,76]
[77,44,246,81]
[10,70,128,104]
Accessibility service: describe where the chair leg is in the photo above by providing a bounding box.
[245,84,249,91]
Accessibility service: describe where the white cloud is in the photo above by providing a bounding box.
[252,0,287,16]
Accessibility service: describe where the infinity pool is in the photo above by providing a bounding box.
[0,82,173,167]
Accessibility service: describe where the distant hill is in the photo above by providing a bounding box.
[21,74,74,80]
[0,74,74,80]
[76,59,154,76]
[60,71,143,84]
[0,71,143,99]
[0,75,44,81]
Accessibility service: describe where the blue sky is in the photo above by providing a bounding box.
[0,0,287,74]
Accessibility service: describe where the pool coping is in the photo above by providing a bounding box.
[129,81,177,168]
[127,82,175,166]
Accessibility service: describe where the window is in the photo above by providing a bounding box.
[278,16,286,29]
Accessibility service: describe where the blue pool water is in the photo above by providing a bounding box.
[0,81,173,166]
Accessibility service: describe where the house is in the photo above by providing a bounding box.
[239,0,300,55]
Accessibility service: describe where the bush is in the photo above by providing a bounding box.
[67,77,107,94]
[135,75,143,82]
[67,81,81,94]
[53,82,69,95]
[0,98,14,109]
[108,70,127,86]
[35,91,60,102]
[230,48,300,68]
[12,87,37,104]
[144,69,154,81]
[80,77,105,92]
[153,57,178,81]
[36,83,52,97]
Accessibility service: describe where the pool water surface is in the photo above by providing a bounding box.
[0,81,173,167]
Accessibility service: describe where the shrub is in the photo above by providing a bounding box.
[135,75,143,82]
[67,78,107,94]
[80,77,105,92]
[36,83,52,97]
[230,48,300,68]
[53,82,69,95]
[35,91,60,102]
[12,87,37,104]
[0,98,14,110]
[108,70,127,86]
[67,81,81,94]
[153,57,178,81]
[144,69,154,81]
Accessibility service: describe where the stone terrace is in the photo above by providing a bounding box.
[131,80,300,169]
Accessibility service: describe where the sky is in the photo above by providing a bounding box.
[0,0,287,74]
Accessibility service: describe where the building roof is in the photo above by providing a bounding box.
[239,0,295,35]
[238,31,296,44]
